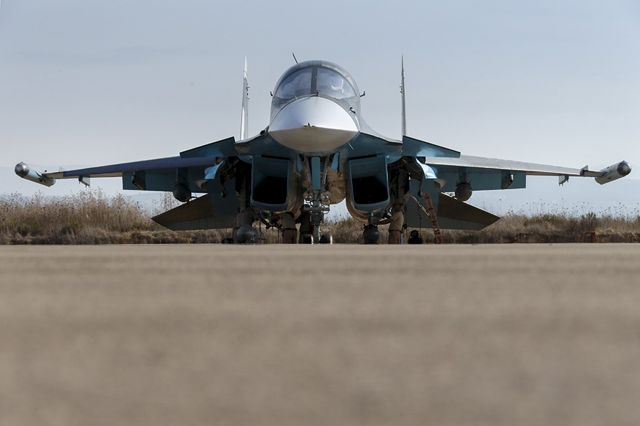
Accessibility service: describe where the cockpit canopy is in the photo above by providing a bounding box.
[271,61,360,116]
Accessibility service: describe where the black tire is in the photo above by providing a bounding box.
[300,234,314,244]
[319,234,333,244]
[362,225,380,245]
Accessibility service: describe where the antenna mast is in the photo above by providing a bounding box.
[240,57,249,140]
[400,55,407,136]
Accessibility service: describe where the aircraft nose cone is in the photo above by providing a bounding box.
[269,97,358,154]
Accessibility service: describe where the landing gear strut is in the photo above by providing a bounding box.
[280,212,297,244]
[300,203,331,244]
[233,164,257,244]
[310,209,324,242]
[301,156,331,244]
[388,209,404,244]
[388,166,408,244]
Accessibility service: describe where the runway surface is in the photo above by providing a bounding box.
[1,244,639,426]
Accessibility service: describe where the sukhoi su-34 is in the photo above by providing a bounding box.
[16,59,632,243]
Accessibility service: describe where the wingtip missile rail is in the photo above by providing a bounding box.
[595,161,631,185]
[14,162,56,187]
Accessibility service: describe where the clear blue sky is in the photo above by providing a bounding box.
[1,0,638,204]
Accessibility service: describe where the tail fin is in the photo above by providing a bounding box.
[400,55,407,136]
[240,57,249,140]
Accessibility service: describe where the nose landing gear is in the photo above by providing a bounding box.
[298,155,333,244]
[299,211,333,244]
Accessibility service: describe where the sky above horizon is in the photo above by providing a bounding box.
[0,1,638,204]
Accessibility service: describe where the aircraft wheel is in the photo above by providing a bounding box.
[362,224,380,244]
[408,230,424,244]
[235,225,258,244]
[319,234,333,244]
[312,224,321,244]
[298,213,313,243]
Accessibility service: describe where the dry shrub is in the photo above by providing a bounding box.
[434,212,640,244]
[0,191,157,244]
[325,217,365,244]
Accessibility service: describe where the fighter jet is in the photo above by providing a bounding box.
[16,59,632,244]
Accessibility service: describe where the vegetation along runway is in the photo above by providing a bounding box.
[1,244,639,426]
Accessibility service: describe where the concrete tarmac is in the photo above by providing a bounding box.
[1,244,639,426]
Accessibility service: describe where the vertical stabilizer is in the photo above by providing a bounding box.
[240,57,249,140]
[400,56,407,136]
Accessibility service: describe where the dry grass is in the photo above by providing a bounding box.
[1,192,639,244]
[437,213,640,244]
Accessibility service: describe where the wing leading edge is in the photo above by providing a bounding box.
[43,156,221,180]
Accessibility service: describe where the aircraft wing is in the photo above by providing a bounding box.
[423,155,631,186]
[15,136,239,188]
[42,156,221,180]
[394,135,632,189]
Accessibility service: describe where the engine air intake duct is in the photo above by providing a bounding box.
[250,156,293,211]
[348,156,390,211]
